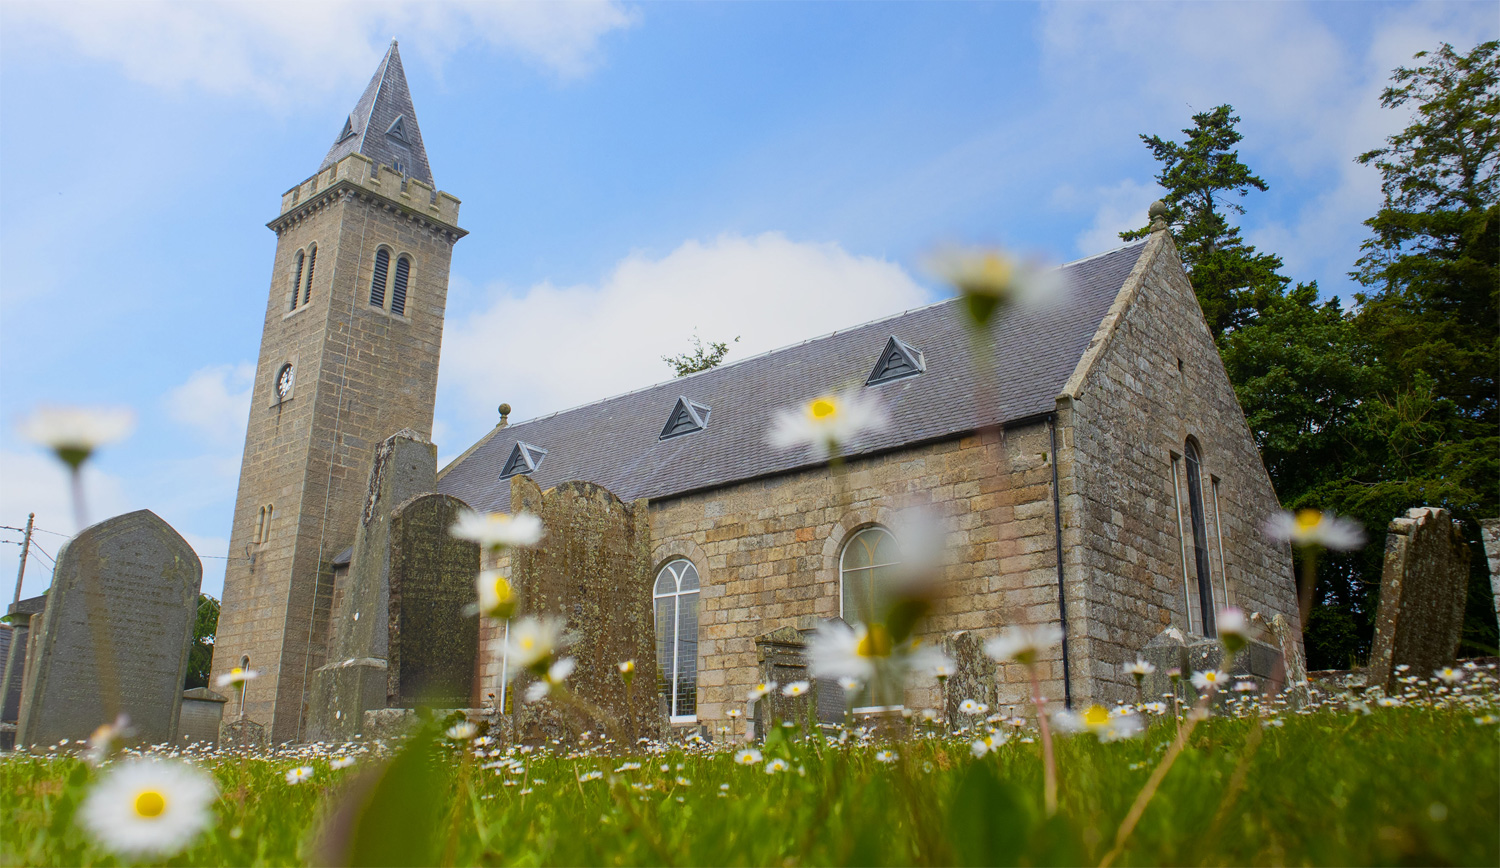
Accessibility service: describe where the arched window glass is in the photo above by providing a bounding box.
[255,506,266,542]
[654,560,699,721]
[370,248,390,308]
[290,251,304,311]
[304,244,316,306]
[840,526,902,708]
[1184,440,1215,636]
[391,255,411,316]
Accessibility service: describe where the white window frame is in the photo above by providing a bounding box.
[838,526,903,713]
[654,559,700,724]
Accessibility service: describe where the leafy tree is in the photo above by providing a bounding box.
[1123,105,1289,338]
[185,594,219,690]
[663,332,739,377]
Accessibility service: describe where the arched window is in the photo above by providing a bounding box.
[654,560,699,721]
[1184,439,1215,636]
[303,244,316,306]
[840,526,903,708]
[370,248,390,308]
[290,251,305,311]
[391,254,411,316]
[255,506,266,542]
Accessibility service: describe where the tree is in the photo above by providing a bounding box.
[185,594,219,690]
[663,332,739,377]
[1123,105,1290,339]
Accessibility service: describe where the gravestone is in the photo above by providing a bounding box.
[16,510,200,748]
[178,687,227,744]
[508,476,664,744]
[307,430,437,742]
[1369,507,1470,691]
[1,595,48,751]
[1269,613,1310,706]
[1136,626,1279,706]
[220,717,268,751]
[752,625,817,735]
[942,631,998,729]
[387,493,480,707]
[1481,519,1499,625]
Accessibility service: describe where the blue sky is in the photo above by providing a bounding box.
[1,1,1494,601]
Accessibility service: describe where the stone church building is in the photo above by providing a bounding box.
[213,43,1298,743]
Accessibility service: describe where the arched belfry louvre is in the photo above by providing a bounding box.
[303,244,317,306]
[370,248,390,308]
[392,254,411,316]
[290,250,305,311]
[654,559,700,721]
[1184,438,1216,637]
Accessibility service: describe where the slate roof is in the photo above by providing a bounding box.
[319,41,435,187]
[437,241,1149,513]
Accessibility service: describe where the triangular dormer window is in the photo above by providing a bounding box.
[500,441,547,478]
[866,336,925,386]
[386,115,408,143]
[337,115,357,143]
[659,397,711,440]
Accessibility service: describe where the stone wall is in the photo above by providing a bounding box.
[215,163,462,743]
[1059,229,1297,705]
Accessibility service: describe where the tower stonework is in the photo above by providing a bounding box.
[213,43,465,742]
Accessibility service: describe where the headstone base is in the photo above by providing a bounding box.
[306,658,388,743]
[220,718,268,751]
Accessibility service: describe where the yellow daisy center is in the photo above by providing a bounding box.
[1082,705,1111,727]
[1294,509,1323,531]
[979,254,1013,286]
[520,638,535,650]
[856,625,893,658]
[134,789,167,819]
[809,398,838,420]
[492,575,512,600]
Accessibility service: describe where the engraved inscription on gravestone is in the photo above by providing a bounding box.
[16,510,201,747]
[387,493,480,707]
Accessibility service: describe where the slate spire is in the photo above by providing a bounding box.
[319,40,434,186]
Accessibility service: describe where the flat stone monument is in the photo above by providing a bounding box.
[387,493,480,708]
[1481,519,1499,626]
[1369,507,1470,691]
[16,510,201,748]
[1,595,48,751]
[307,430,436,743]
[942,630,998,729]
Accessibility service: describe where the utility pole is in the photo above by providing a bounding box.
[10,513,33,610]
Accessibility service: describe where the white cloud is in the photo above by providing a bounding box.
[1058,179,1162,257]
[438,232,931,432]
[4,0,638,103]
[0,449,133,599]
[165,363,255,443]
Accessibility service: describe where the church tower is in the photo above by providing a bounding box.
[213,42,465,742]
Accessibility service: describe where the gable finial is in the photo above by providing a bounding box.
[1149,200,1170,233]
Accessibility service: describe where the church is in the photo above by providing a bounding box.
[212,43,1299,744]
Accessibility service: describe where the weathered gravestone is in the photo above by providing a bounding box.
[942,630,998,729]
[1269,613,1310,706]
[387,493,480,708]
[1369,507,1470,691]
[178,687,228,745]
[1137,625,1281,706]
[1,594,48,751]
[1481,519,1499,626]
[307,430,439,742]
[508,477,664,745]
[16,510,200,747]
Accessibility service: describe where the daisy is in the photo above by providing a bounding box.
[1141,702,1168,715]
[807,621,888,683]
[781,681,810,697]
[503,616,566,673]
[747,681,778,701]
[726,708,743,719]
[768,391,887,457]
[1217,607,1253,655]
[20,405,136,469]
[928,246,1064,328]
[764,758,789,774]
[77,759,216,858]
[578,770,603,782]
[1191,669,1228,693]
[450,509,545,551]
[959,699,987,716]
[970,732,1008,757]
[733,749,762,766]
[984,623,1063,668]
[1435,667,1464,684]
[617,659,635,675]
[330,756,356,770]
[838,676,862,692]
[215,667,259,689]
[1125,658,1156,684]
[1265,509,1365,551]
[285,766,314,785]
[85,714,135,766]
[475,569,519,620]
[875,750,898,763]
[1053,705,1143,742]
[525,658,577,702]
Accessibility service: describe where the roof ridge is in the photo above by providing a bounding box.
[491,241,1150,431]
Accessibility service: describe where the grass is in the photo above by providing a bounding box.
[3,701,1497,867]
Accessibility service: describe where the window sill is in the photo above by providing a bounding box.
[669,715,697,725]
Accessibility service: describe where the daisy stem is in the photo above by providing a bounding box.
[1029,664,1058,817]
[1098,693,1210,868]
[1297,549,1319,640]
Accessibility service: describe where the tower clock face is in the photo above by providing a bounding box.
[276,364,294,400]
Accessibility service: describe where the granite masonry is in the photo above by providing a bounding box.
[16,510,201,747]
